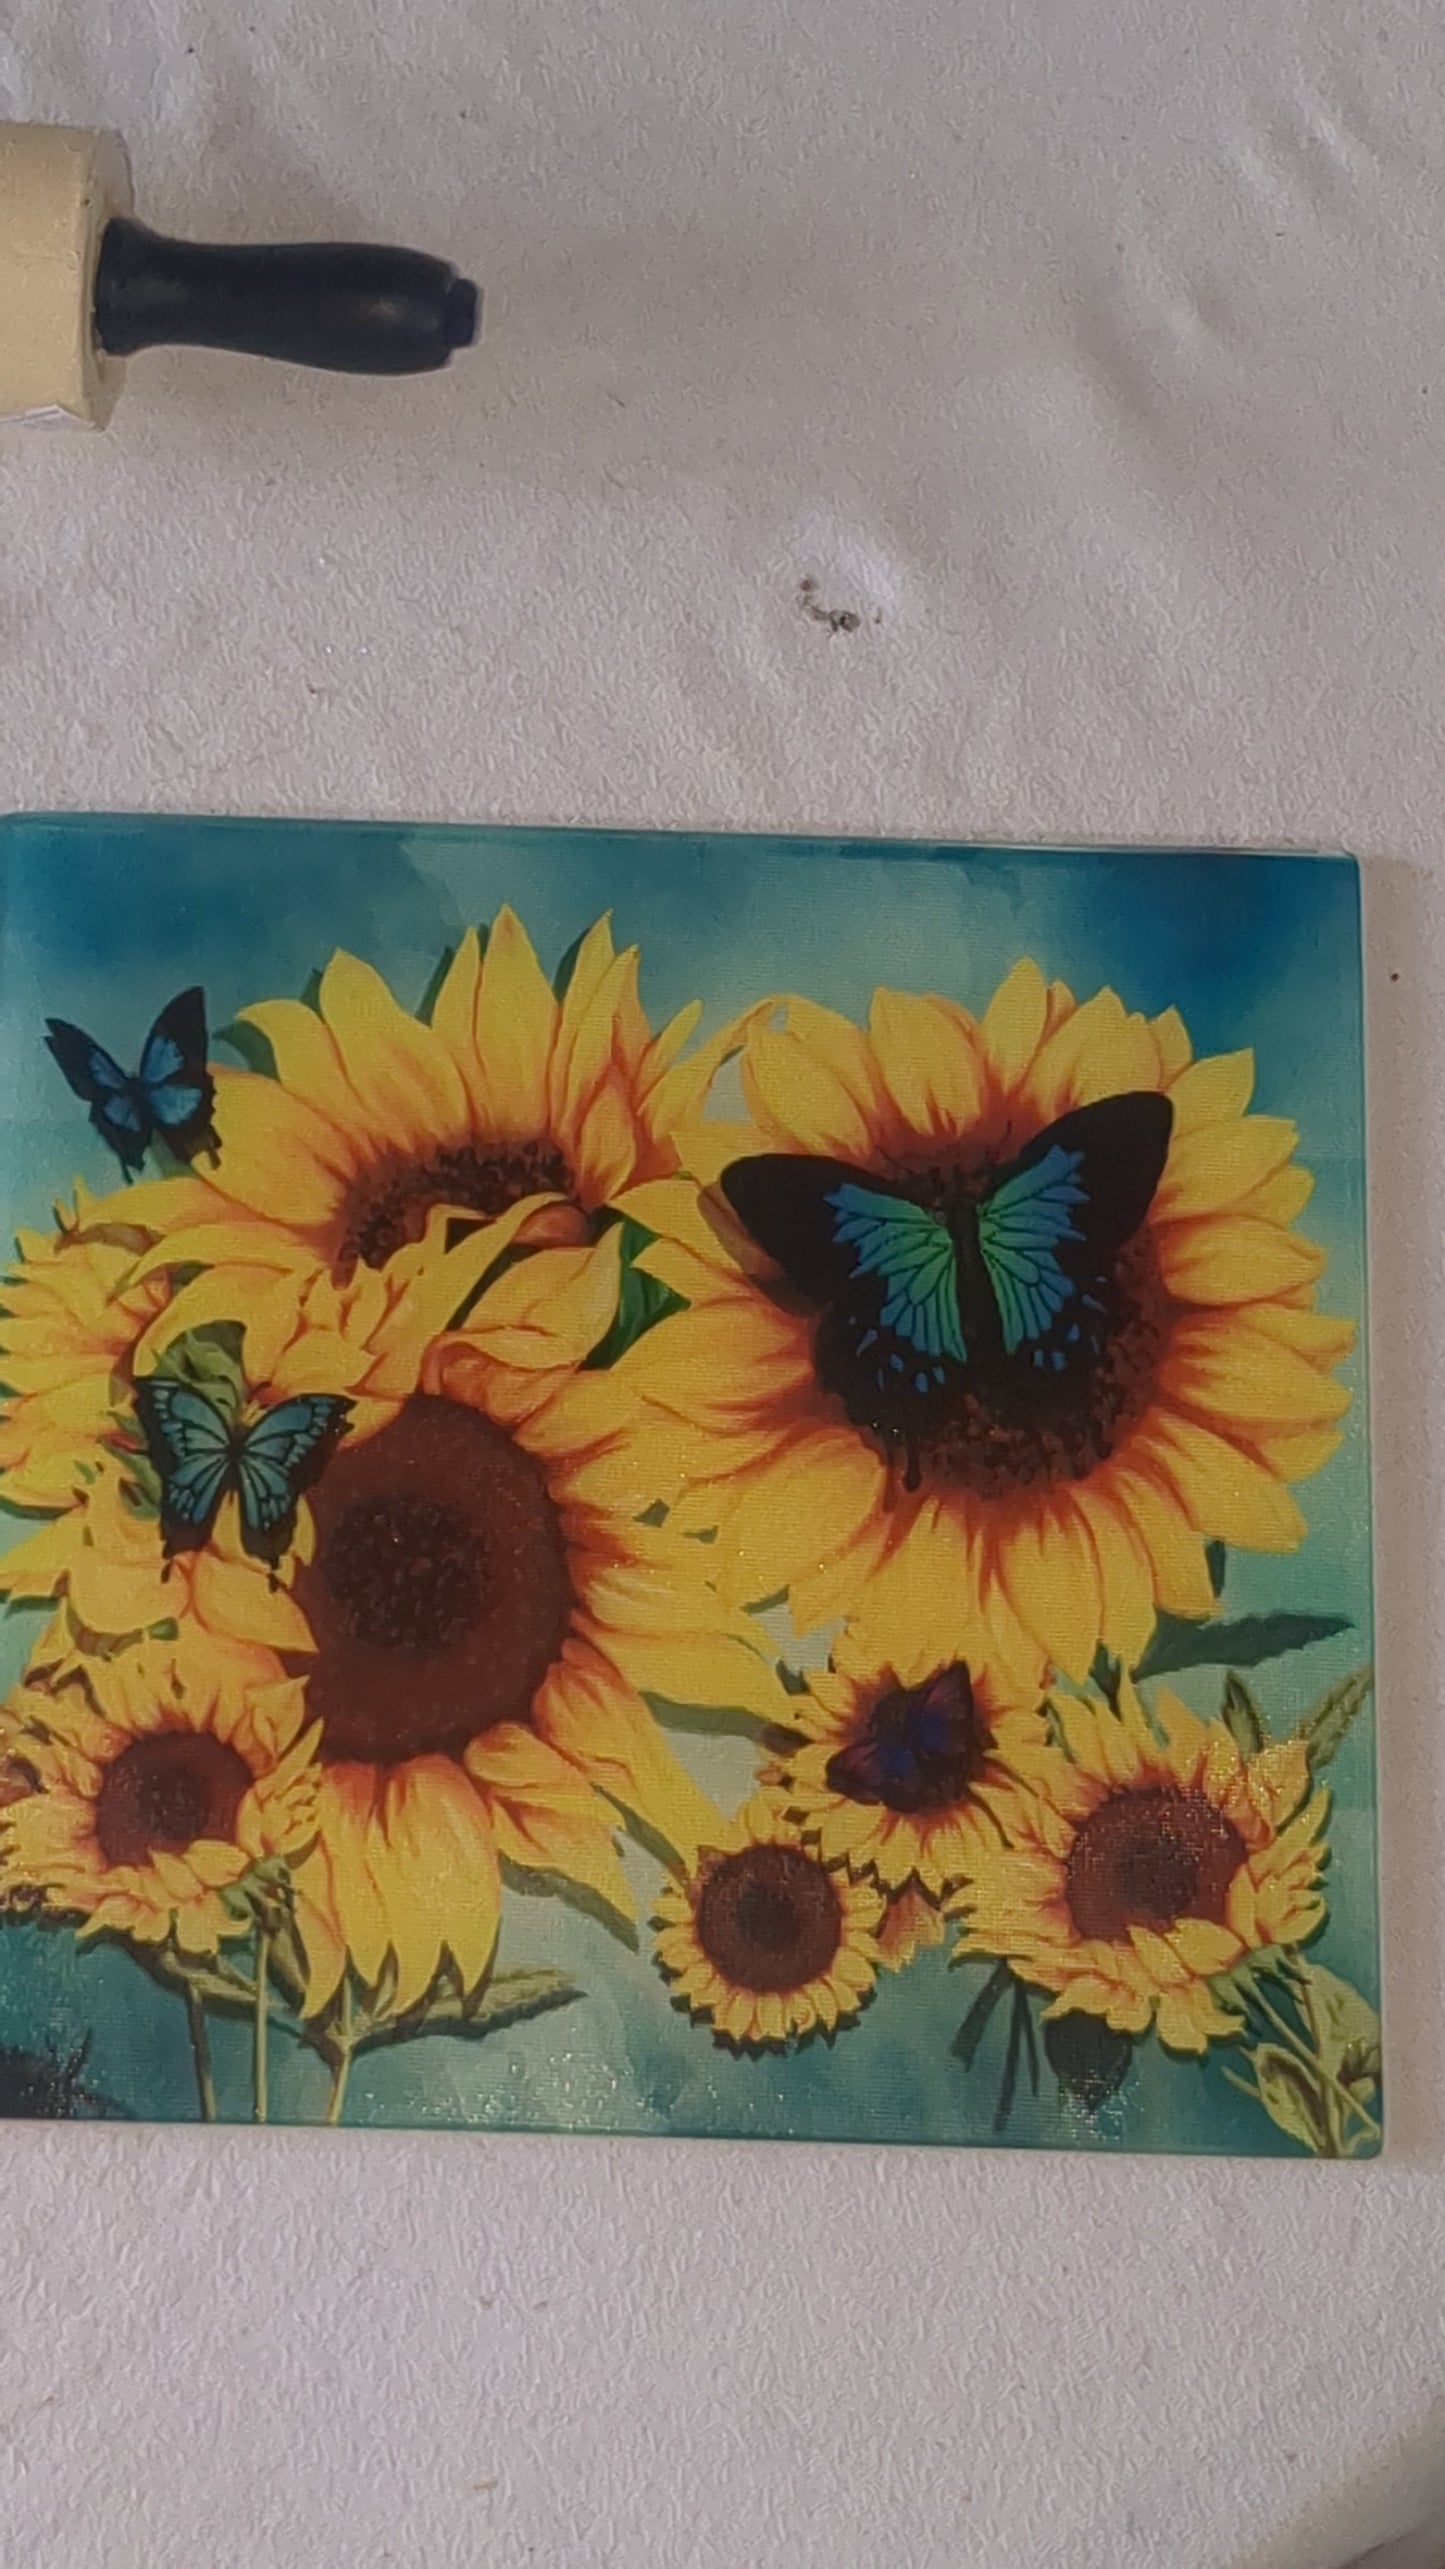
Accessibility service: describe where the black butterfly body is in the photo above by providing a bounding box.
[45,985,218,1176]
[135,1376,352,1566]
[721,1093,1173,1448]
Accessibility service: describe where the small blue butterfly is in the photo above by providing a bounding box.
[824,1664,982,1814]
[135,1376,351,1564]
[45,986,218,1178]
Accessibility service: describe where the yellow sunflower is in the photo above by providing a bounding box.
[0,1186,171,1510]
[775,1622,1047,1899]
[223,1248,789,2017]
[109,909,734,1349]
[876,1883,947,1973]
[0,1243,422,1654]
[0,1634,318,1957]
[949,1680,1329,2053]
[624,961,1353,1680]
[653,1792,884,2046]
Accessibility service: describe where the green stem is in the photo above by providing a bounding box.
[253,1929,271,2124]
[323,1981,354,2127]
[185,1983,217,2123]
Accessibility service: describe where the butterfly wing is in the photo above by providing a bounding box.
[44,1019,151,1173]
[720,1155,891,1302]
[825,1183,967,1365]
[233,1396,352,1561]
[134,1378,235,1554]
[977,1092,1173,1365]
[722,1154,967,1438]
[825,1666,978,1813]
[137,987,218,1163]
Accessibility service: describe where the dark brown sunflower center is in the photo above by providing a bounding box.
[825,1662,988,1813]
[695,1844,842,1992]
[338,1140,573,1273]
[292,1393,573,1767]
[322,1495,482,1655]
[1065,1787,1245,1941]
[95,1733,252,1867]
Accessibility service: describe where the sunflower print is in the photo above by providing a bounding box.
[255,1255,785,2015]
[106,910,738,1347]
[0,1237,430,1654]
[772,1621,1048,1901]
[0,1634,318,1957]
[0,1186,173,1511]
[0,818,1375,2154]
[949,1680,1329,2054]
[623,961,1353,1681]
[653,1793,885,2048]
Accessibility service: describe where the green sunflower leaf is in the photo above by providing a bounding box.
[148,1323,247,1423]
[214,1018,277,1078]
[299,965,325,1013]
[349,1966,581,2057]
[1295,1667,1374,1770]
[1220,1671,1266,1758]
[1294,1962,1381,2094]
[1206,1540,1228,1597]
[951,1959,1011,2069]
[1132,1608,1352,1682]
[414,944,458,1026]
[1249,2044,1332,2155]
[584,1218,688,1370]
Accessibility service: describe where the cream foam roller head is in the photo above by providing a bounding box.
[0,125,133,427]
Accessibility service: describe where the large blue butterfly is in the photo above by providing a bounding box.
[721,1091,1172,1440]
[45,986,218,1178]
[134,1377,351,1564]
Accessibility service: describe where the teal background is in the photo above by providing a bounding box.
[0,816,1375,2153]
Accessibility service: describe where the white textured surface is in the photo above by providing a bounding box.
[2,5,1444,2565]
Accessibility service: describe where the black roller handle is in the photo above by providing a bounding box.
[94,218,480,376]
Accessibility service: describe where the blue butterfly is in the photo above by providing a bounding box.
[134,1376,351,1564]
[45,986,218,1177]
[824,1664,982,1814]
[721,1092,1172,1448]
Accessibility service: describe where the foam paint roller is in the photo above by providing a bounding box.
[0,123,480,428]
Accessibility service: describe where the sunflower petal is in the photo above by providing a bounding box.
[866,989,985,1137]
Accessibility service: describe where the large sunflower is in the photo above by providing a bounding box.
[244,1256,788,2016]
[623,963,1353,1679]
[653,1792,884,2047]
[110,910,732,1348]
[949,1681,1329,2053]
[0,1635,318,1957]
[775,1623,1047,1899]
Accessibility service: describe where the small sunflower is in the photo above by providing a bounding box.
[653,1793,884,2047]
[624,962,1353,1681]
[775,1624,1047,1900]
[0,1635,318,1958]
[949,1680,1329,2053]
[111,911,733,1345]
[0,1187,172,1510]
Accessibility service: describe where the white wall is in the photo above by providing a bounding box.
[2,2,1444,2562]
